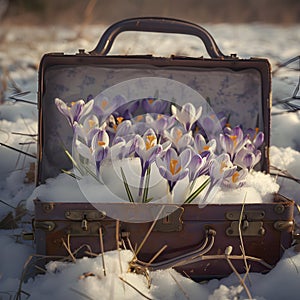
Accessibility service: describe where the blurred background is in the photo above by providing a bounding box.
[0,0,300,25]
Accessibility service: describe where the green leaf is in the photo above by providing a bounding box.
[120,167,134,203]
[64,149,85,176]
[142,167,151,203]
[184,177,211,204]
[61,169,82,180]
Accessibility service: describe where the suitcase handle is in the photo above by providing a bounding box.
[90,17,228,58]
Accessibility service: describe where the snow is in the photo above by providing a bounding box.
[0,23,300,299]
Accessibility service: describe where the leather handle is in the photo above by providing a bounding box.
[90,17,228,58]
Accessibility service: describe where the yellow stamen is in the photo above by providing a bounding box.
[175,128,183,143]
[203,145,210,151]
[98,141,106,146]
[253,127,259,139]
[113,124,118,132]
[88,120,96,128]
[220,161,227,173]
[225,123,231,128]
[116,117,124,124]
[71,101,76,106]
[229,135,237,147]
[148,99,154,104]
[136,115,143,122]
[169,159,181,175]
[101,99,108,109]
[232,171,239,183]
[157,114,163,120]
[146,135,156,150]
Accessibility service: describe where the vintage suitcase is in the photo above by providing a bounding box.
[34,17,295,280]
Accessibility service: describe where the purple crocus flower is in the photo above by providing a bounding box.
[73,114,100,147]
[156,147,192,193]
[209,153,237,185]
[113,99,140,120]
[108,136,137,160]
[219,126,248,161]
[90,129,109,174]
[93,94,126,120]
[198,112,227,139]
[141,98,168,114]
[144,114,176,137]
[134,128,163,197]
[164,127,194,153]
[198,153,237,206]
[171,103,202,132]
[222,168,248,188]
[55,98,94,128]
[234,143,262,170]
[245,128,264,148]
[194,133,216,156]
[187,153,211,182]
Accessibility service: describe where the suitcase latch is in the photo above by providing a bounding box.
[65,210,106,221]
[65,210,106,236]
[153,207,184,232]
[226,210,265,237]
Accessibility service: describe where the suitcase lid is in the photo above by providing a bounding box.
[37,17,271,185]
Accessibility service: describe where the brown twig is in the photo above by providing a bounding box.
[99,227,106,276]
[145,245,168,267]
[134,206,164,258]
[61,237,76,263]
[169,271,190,300]
[225,246,253,300]
[118,276,153,300]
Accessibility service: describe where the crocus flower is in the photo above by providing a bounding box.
[144,114,176,137]
[108,136,137,160]
[209,153,237,185]
[187,153,210,182]
[234,143,262,170]
[156,147,192,193]
[55,98,94,128]
[222,168,248,188]
[199,153,237,206]
[164,127,194,153]
[73,114,100,147]
[171,103,202,132]
[90,129,109,174]
[113,99,140,120]
[135,128,163,196]
[245,128,264,148]
[194,133,216,156]
[197,112,226,139]
[219,126,248,161]
[141,98,168,114]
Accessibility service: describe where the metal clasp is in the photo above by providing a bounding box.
[153,207,184,232]
[226,210,265,237]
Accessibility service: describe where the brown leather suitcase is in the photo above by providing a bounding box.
[34,17,295,281]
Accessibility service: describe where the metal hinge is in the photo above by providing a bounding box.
[153,207,184,232]
[226,210,265,237]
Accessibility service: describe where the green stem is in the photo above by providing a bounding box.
[142,167,151,203]
[120,167,134,203]
[184,177,211,204]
